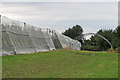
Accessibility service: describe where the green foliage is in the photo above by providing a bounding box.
[92,29,114,50]
[82,26,120,51]
[82,45,100,51]
[107,48,114,52]
[115,26,120,38]
[115,47,120,51]
[115,26,120,46]
[62,25,83,39]
[62,25,119,51]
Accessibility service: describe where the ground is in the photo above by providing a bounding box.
[2,50,118,78]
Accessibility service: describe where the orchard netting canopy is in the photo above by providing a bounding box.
[0,15,81,56]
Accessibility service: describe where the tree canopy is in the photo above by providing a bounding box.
[63,25,120,51]
[82,26,120,51]
[62,25,83,39]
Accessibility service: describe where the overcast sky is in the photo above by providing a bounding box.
[0,2,118,33]
[1,0,120,2]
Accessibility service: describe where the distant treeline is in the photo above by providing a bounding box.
[63,25,120,51]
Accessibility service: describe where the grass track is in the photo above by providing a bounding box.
[2,50,118,78]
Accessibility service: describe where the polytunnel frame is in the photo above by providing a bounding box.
[75,33,113,49]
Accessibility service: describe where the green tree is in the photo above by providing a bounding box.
[116,26,120,38]
[93,29,115,50]
[82,29,116,51]
[62,25,83,39]
[115,26,120,47]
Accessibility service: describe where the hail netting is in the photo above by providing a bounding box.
[41,28,56,50]
[56,32,81,50]
[2,16,36,55]
[29,27,50,52]
[0,15,2,56]
[51,30,63,49]
[1,16,81,56]
[2,16,16,55]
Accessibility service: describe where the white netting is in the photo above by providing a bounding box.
[0,15,1,80]
[55,31,69,48]
[56,31,81,50]
[1,16,81,56]
[2,16,16,55]
[2,16,36,55]
[0,15,2,56]
[29,27,50,51]
[51,30,63,49]
[41,28,56,50]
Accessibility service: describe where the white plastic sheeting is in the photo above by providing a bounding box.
[2,17,35,55]
[1,16,81,56]
[55,31,69,48]
[29,27,50,52]
[51,30,63,49]
[0,15,2,80]
[2,16,16,56]
[0,15,2,56]
[41,28,56,50]
[56,31,81,50]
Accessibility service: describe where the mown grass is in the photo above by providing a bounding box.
[2,50,118,78]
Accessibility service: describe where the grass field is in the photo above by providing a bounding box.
[2,50,118,78]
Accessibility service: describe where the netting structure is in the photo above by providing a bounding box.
[0,16,81,56]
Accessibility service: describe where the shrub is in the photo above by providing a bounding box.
[115,47,120,53]
[115,47,120,51]
[107,48,114,53]
[81,45,100,51]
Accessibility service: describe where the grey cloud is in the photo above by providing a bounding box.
[2,0,120,2]
[1,2,118,33]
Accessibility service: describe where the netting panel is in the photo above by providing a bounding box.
[1,16,81,56]
[0,15,2,56]
[29,27,50,51]
[2,17,16,55]
[51,30,63,49]
[41,28,56,50]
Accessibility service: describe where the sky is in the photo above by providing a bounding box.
[1,0,120,2]
[0,1,118,34]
